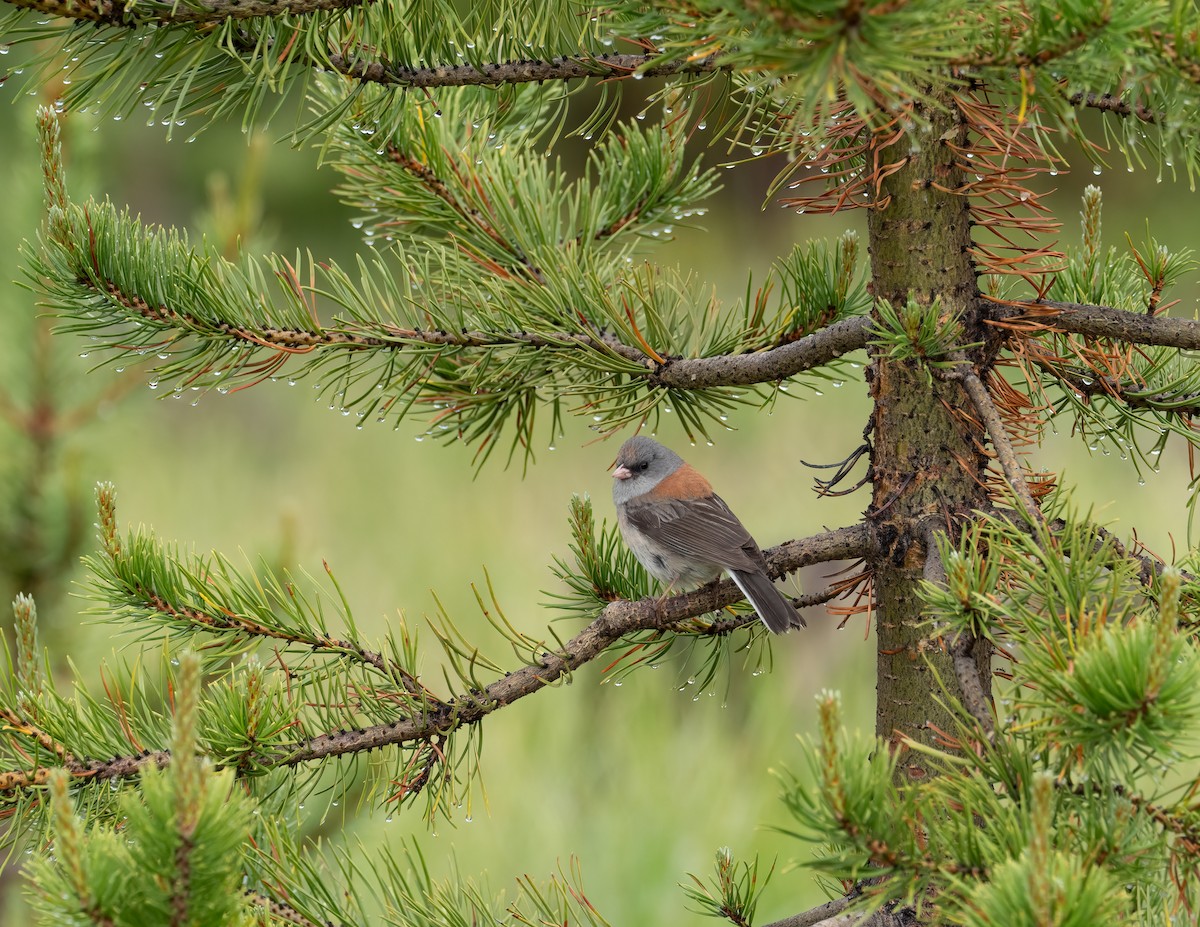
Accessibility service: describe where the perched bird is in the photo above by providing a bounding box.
[611,435,800,633]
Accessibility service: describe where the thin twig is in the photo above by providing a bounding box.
[948,634,994,740]
[761,894,852,927]
[946,360,1042,522]
[764,898,918,927]
[758,888,854,927]
[1024,353,1200,416]
[679,582,861,634]
[1048,518,1197,587]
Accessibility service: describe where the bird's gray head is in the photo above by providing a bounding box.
[611,435,683,504]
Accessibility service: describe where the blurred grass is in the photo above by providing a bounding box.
[1,80,1198,923]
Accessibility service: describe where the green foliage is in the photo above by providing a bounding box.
[961,849,1126,927]
[779,677,1200,925]
[870,296,967,374]
[546,494,652,620]
[780,493,1200,923]
[0,1,620,137]
[778,693,908,887]
[752,229,869,340]
[1020,187,1200,477]
[318,80,717,260]
[29,99,864,466]
[613,0,1200,185]
[8,1,1200,925]
[26,655,254,927]
[951,775,1128,927]
[924,505,1200,764]
[681,846,772,924]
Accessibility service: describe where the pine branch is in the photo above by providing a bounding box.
[761,893,853,927]
[57,246,867,388]
[1066,89,1160,124]
[226,524,872,769]
[1080,782,1200,849]
[75,275,867,388]
[0,525,870,795]
[0,750,171,792]
[949,11,1113,70]
[983,297,1200,350]
[328,53,724,89]
[650,317,870,389]
[4,0,364,25]
[139,581,432,696]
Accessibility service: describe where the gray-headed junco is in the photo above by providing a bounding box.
[611,435,800,633]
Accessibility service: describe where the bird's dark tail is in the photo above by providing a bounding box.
[727,569,803,633]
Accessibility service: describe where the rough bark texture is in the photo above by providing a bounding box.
[866,97,993,781]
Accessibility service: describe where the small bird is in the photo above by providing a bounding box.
[611,435,800,633]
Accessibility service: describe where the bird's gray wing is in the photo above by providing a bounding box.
[622,494,766,572]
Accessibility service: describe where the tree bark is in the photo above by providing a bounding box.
[866,96,993,780]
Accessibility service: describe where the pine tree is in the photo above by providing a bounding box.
[2,1,1200,925]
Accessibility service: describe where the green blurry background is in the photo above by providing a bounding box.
[0,72,1196,924]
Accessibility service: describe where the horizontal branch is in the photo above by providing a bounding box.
[0,524,870,794]
[273,524,870,768]
[1066,89,1160,124]
[982,297,1200,349]
[4,0,364,25]
[327,53,724,89]
[93,272,870,388]
[651,316,871,388]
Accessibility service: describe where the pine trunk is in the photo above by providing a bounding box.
[866,96,993,780]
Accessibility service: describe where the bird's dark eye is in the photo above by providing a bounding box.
[636,461,650,472]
